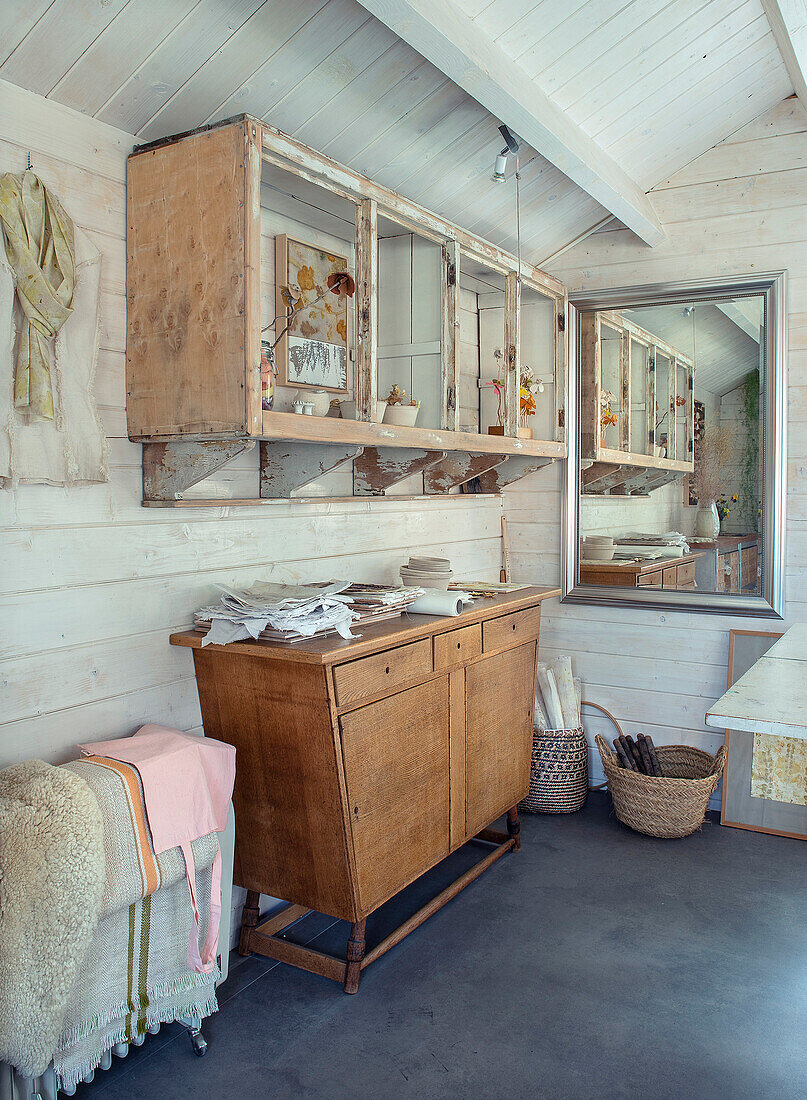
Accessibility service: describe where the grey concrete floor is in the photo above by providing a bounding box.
[79,792,807,1100]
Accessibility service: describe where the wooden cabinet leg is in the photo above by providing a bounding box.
[238,890,261,956]
[507,807,521,851]
[344,918,367,994]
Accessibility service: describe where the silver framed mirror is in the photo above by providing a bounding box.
[562,272,786,618]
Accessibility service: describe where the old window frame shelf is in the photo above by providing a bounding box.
[126,116,567,505]
[580,309,694,497]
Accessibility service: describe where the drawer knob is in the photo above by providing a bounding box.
[512,623,516,630]
[385,666,390,674]
[457,641,461,649]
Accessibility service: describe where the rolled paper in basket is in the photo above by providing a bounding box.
[537,665,564,730]
[573,677,582,721]
[407,591,463,616]
[551,656,579,728]
[534,691,548,732]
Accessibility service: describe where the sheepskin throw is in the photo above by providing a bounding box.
[0,760,105,1078]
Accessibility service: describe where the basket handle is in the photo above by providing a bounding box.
[706,744,727,794]
[582,699,626,740]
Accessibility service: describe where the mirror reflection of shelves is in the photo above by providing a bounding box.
[125,116,568,505]
[581,309,694,497]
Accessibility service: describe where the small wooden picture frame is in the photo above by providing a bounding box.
[274,234,350,393]
[721,629,807,841]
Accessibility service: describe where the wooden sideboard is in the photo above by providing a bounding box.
[691,535,760,594]
[171,586,559,992]
[580,551,703,589]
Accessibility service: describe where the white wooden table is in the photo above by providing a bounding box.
[706,624,807,739]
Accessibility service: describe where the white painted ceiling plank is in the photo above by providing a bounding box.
[49,0,200,115]
[352,79,463,179]
[0,0,55,67]
[374,98,489,188]
[293,40,423,151]
[494,0,592,61]
[761,0,807,102]
[572,1,764,138]
[613,43,792,183]
[205,0,368,126]
[0,0,129,96]
[354,0,666,244]
[95,0,266,133]
[138,0,333,141]
[530,0,676,101]
[263,19,398,135]
[323,63,447,166]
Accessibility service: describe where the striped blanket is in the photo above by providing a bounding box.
[53,759,220,1091]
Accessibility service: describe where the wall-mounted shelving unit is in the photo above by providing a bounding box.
[580,309,694,496]
[126,116,568,505]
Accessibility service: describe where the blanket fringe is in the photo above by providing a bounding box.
[55,990,219,1092]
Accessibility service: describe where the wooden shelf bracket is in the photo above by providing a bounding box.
[424,452,508,494]
[353,448,447,495]
[475,455,554,493]
[142,440,255,501]
[260,442,364,498]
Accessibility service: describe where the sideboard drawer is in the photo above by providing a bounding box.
[333,638,433,708]
[482,607,540,653]
[676,560,696,588]
[434,623,482,672]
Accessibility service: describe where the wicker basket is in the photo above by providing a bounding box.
[519,726,588,814]
[595,730,726,838]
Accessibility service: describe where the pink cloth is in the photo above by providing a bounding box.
[79,724,235,974]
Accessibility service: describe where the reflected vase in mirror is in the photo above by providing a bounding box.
[695,500,720,539]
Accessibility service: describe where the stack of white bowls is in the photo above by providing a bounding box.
[582,536,615,561]
[400,556,453,590]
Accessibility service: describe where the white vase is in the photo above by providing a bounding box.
[309,390,331,417]
[695,500,719,539]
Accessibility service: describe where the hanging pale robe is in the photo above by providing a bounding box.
[0,170,108,486]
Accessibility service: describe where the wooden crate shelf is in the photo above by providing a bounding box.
[580,308,695,494]
[126,115,568,505]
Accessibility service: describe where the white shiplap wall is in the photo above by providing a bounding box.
[0,80,506,771]
[505,95,807,787]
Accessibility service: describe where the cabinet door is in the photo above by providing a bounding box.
[340,678,450,914]
[465,643,535,837]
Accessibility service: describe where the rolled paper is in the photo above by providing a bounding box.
[534,691,548,732]
[573,677,582,721]
[551,656,579,728]
[407,591,463,616]
[537,664,564,730]
[645,735,664,777]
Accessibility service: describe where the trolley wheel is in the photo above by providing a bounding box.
[189,1029,208,1057]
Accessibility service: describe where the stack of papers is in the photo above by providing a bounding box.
[342,584,425,624]
[195,581,360,646]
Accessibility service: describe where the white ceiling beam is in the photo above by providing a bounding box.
[761,0,807,105]
[354,0,665,247]
[716,301,762,343]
